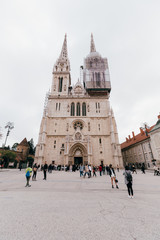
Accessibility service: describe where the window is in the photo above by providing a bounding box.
[56,103,61,111]
[88,122,90,131]
[99,138,102,144]
[71,102,75,116]
[76,102,80,116]
[58,77,63,92]
[98,124,100,131]
[56,103,58,110]
[74,121,83,130]
[82,102,86,116]
[96,102,100,113]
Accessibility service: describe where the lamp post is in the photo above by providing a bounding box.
[4,122,14,147]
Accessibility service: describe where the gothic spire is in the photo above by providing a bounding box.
[90,33,96,52]
[59,34,68,60]
[53,34,70,72]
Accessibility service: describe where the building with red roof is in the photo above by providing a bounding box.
[121,124,155,169]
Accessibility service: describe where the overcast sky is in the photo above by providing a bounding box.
[0,0,160,148]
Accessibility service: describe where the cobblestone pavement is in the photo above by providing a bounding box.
[0,169,160,240]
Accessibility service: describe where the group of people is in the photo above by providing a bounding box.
[25,161,48,187]
[25,162,136,199]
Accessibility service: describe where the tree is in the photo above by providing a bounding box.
[28,138,35,155]
[0,150,16,168]
[12,143,18,151]
[27,156,34,167]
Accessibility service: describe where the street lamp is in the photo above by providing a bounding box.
[4,122,14,147]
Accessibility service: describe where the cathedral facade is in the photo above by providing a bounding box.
[35,34,123,167]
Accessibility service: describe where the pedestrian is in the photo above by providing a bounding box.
[132,164,137,174]
[19,163,22,171]
[123,166,134,198]
[103,165,105,175]
[32,163,38,181]
[43,161,48,180]
[25,166,32,187]
[93,166,96,177]
[99,165,102,176]
[153,165,158,176]
[88,165,92,178]
[106,165,109,175]
[79,163,84,177]
[48,164,52,173]
[141,164,145,174]
[108,164,119,189]
[83,164,89,178]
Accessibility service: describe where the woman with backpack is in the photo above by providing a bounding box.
[124,166,134,198]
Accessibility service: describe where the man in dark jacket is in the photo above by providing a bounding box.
[43,161,48,180]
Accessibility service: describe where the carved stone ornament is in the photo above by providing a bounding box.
[75,132,82,140]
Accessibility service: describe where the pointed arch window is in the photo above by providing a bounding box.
[58,77,63,92]
[76,102,81,116]
[71,102,75,116]
[82,102,86,116]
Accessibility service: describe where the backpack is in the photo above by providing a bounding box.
[126,172,132,182]
[26,170,30,177]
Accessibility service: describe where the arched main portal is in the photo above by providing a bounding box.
[68,143,88,165]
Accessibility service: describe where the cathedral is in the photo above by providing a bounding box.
[35,34,123,167]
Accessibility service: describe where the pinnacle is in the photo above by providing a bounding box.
[59,34,68,60]
[90,33,96,52]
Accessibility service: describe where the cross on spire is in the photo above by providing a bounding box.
[90,33,96,52]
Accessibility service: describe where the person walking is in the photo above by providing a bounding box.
[99,165,102,176]
[123,166,134,198]
[106,165,109,175]
[88,165,92,178]
[83,164,89,178]
[93,166,97,177]
[25,166,32,187]
[154,165,158,176]
[108,164,119,189]
[141,164,145,174]
[32,163,38,181]
[79,163,84,177]
[43,161,48,180]
[132,164,137,174]
[19,163,22,171]
[103,165,105,175]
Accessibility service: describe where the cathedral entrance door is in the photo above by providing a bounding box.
[74,157,83,165]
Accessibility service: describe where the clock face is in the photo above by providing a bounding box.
[60,63,64,67]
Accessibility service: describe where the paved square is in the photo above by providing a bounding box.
[0,169,160,240]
